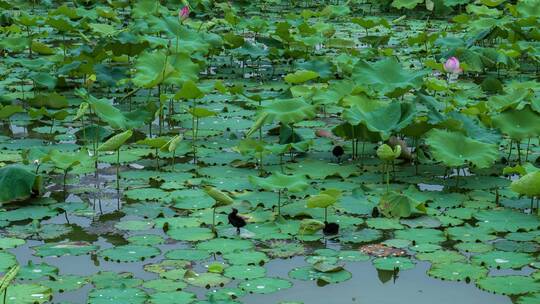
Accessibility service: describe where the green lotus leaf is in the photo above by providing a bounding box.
[511,171,540,197]
[416,250,466,264]
[2,284,52,304]
[425,129,498,168]
[203,186,234,207]
[284,70,319,84]
[166,249,210,261]
[517,293,540,304]
[88,287,147,304]
[392,0,423,9]
[298,219,325,235]
[148,291,196,304]
[167,227,215,241]
[238,277,292,294]
[0,237,25,249]
[34,242,99,257]
[249,172,308,192]
[261,241,305,258]
[223,251,269,265]
[306,189,341,208]
[351,58,427,97]
[127,235,164,246]
[428,262,488,281]
[262,98,316,124]
[91,271,142,289]
[97,130,133,152]
[99,245,160,262]
[0,105,24,120]
[340,228,383,243]
[0,165,41,203]
[289,266,352,284]
[132,50,177,88]
[446,225,497,242]
[343,102,417,140]
[224,265,266,280]
[378,191,426,219]
[394,228,446,244]
[372,257,415,271]
[472,251,534,269]
[41,275,87,292]
[18,262,58,280]
[492,106,540,140]
[474,209,540,232]
[184,270,231,288]
[476,275,540,295]
[197,238,253,254]
[142,279,187,292]
[0,252,17,273]
[376,144,401,162]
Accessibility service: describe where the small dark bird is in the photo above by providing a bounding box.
[228,208,246,234]
[323,221,339,235]
[371,207,380,218]
[332,145,344,162]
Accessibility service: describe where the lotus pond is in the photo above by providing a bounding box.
[0,0,540,303]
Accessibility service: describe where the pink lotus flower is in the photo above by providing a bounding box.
[179,6,189,22]
[443,57,462,74]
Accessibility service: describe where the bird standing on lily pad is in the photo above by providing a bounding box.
[228,208,247,234]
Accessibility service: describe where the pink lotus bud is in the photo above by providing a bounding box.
[443,57,462,74]
[179,6,190,21]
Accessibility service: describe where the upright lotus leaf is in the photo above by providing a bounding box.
[245,113,269,138]
[49,149,88,171]
[86,96,151,130]
[306,189,342,208]
[284,70,319,84]
[351,58,428,97]
[132,50,176,88]
[332,122,381,142]
[0,105,24,120]
[343,102,417,140]
[425,129,498,168]
[262,98,316,124]
[174,80,204,100]
[377,144,401,162]
[97,130,133,152]
[160,135,183,153]
[188,107,217,118]
[511,171,540,197]
[249,172,308,193]
[492,106,540,140]
[392,0,423,9]
[378,191,427,219]
[203,186,234,207]
[0,264,20,295]
[0,165,41,203]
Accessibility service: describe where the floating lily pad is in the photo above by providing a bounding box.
[476,275,540,295]
[99,245,160,262]
[239,277,292,294]
[2,284,52,304]
[472,251,534,269]
[372,257,415,271]
[428,262,488,281]
[88,287,147,304]
[224,265,266,280]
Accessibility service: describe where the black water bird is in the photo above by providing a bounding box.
[323,221,339,235]
[228,208,246,234]
[371,207,380,218]
[332,145,344,162]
